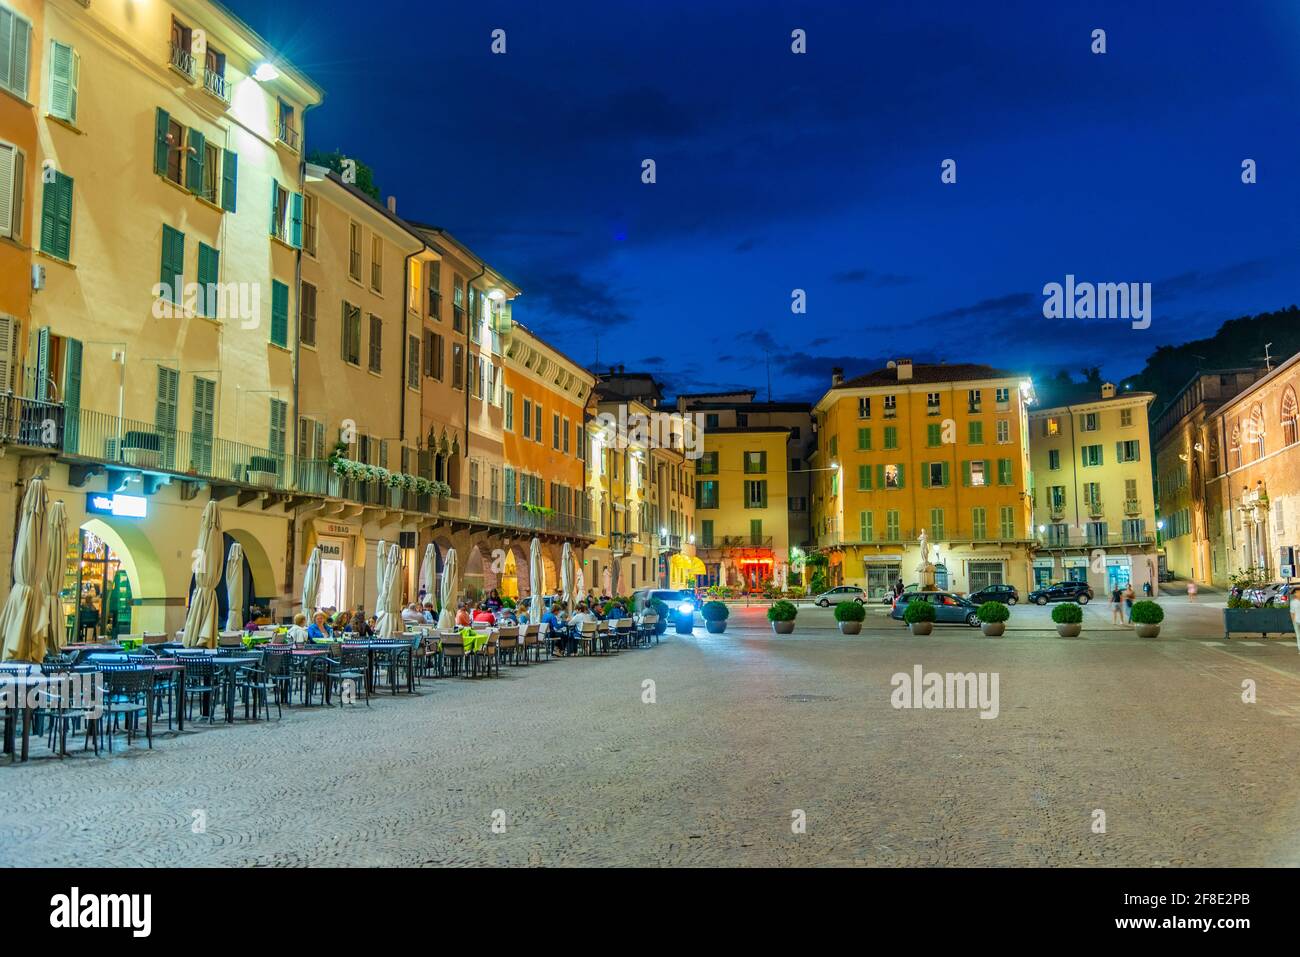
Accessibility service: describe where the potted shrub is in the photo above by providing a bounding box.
[702,600,729,634]
[1223,595,1293,638]
[1130,600,1164,638]
[647,598,670,635]
[834,600,866,635]
[247,454,280,487]
[903,598,934,636]
[767,599,798,635]
[976,600,1009,637]
[1052,602,1083,638]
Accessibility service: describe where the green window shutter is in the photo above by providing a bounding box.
[927,423,940,446]
[270,280,289,347]
[921,461,930,488]
[61,337,82,452]
[969,420,982,444]
[185,128,205,193]
[34,326,50,401]
[998,458,1012,485]
[269,178,279,236]
[40,172,73,260]
[290,192,303,247]
[962,460,971,486]
[876,463,885,489]
[197,243,219,316]
[154,108,170,175]
[269,399,287,456]
[896,464,905,488]
[159,225,184,302]
[858,464,871,490]
[941,461,950,487]
[49,41,78,124]
[220,150,238,212]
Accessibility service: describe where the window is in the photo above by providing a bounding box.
[552,412,560,450]
[883,427,898,450]
[303,193,318,256]
[926,392,941,414]
[968,460,986,487]
[1116,439,1140,463]
[277,98,298,149]
[427,260,441,319]
[1081,444,1103,467]
[348,223,362,280]
[408,260,421,312]
[341,302,361,365]
[929,508,945,539]
[995,387,1010,407]
[270,281,289,347]
[858,396,871,418]
[968,420,983,444]
[926,423,942,447]
[749,519,764,545]
[401,334,418,388]
[0,5,33,100]
[39,170,73,260]
[999,506,1015,539]
[371,234,383,292]
[203,43,228,100]
[522,398,532,438]
[201,142,220,205]
[1044,417,1060,437]
[883,395,896,417]
[158,224,184,303]
[270,180,301,246]
[534,403,542,443]
[563,418,571,454]
[1120,408,1133,427]
[925,461,946,487]
[367,315,382,371]
[0,140,24,240]
[1048,448,1060,471]
[972,507,987,540]
[705,413,719,429]
[997,458,1013,486]
[504,390,515,430]
[299,282,317,346]
[269,399,287,459]
[856,427,871,450]
[829,435,838,458]
[453,276,465,331]
[744,451,767,474]
[996,419,1010,444]
[696,481,719,509]
[169,17,193,75]
[883,464,903,489]
[697,451,718,475]
[859,511,874,542]
[47,40,79,125]
[967,389,982,412]
[426,331,443,380]
[744,480,768,508]
[1079,412,1099,432]
[194,243,219,316]
[886,510,900,541]
[1283,389,1299,446]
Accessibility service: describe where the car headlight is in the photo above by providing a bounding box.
[678,601,695,615]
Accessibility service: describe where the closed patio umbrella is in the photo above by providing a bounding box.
[377,544,401,638]
[301,546,321,615]
[560,542,574,614]
[225,542,245,632]
[529,537,543,621]
[419,543,436,605]
[182,500,223,648]
[44,499,67,654]
[376,538,387,609]
[1,479,49,662]
[438,548,459,630]
[610,555,621,599]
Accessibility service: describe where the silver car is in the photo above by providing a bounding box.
[815,585,866,607]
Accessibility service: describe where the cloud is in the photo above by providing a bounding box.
[926,292,1036,324]
[831,268,915,287]
[1158,259,1274,301]
[518,270,633,328]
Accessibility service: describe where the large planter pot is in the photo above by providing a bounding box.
[675,618,695,635]
[705,620,726,634]
[1135,624,1161,639]
[1056,624,1082,638]
[909,622,933,636]
[981,623,1005,638]
[1223,607,1292,638]
[771,620,795,635]
[838,621,862,635]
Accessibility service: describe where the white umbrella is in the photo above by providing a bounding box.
[560,542,574,615]
[419,543,436,605]
[377,544,401,637]
[301,546,321,614]
[718,562,727,588]
[0,479,49,662]
[44,500,67,654]
[376,538,387,608]
[225,542,245,632]
[529,537,544,621]
[182,500,223,648]
[438,548,459,630]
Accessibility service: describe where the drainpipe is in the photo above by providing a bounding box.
[289,100,317,607]
[399,244,420,446]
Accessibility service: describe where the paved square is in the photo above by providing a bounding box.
[3,602,1299,866]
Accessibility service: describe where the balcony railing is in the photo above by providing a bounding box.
[1036,531,1156,549]
[169,42,194,76]
[203,68,229,101]
[609,530,638,552]
[277,120,300,151]
[1124,498,1141,515]
[699,535,774,551]
[1087,500,1105,518]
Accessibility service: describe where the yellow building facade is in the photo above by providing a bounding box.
[1028,383,1159,594]
[694,427,790,589]
[811,360,1035,600]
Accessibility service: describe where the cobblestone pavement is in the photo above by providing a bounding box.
[3,604,1300,867]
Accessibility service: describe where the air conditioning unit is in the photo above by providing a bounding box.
[31,265,45,291]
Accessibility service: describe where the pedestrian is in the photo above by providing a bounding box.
[1110,585,1123,625]
[1143,580,1152,597]
[1187,580,1198,601]
[1290,587,1300,655]
[1123,583,1135,623]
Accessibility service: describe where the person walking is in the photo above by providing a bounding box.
[1187,580,1198,601]
[1110,585,1124,625]
[1290,586,1300,655]
[1123,583,1136,624]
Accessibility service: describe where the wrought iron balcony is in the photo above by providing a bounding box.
[1087,499,1105,518]
[1124,498,1142,515]
[169,42,194,76]
[1035,531,1156,549]
[203,68,229,101]
[277,120,300,151]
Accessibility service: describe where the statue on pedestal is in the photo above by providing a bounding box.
[916,530,937,591]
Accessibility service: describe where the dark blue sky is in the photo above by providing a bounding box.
[225,0,1300,401]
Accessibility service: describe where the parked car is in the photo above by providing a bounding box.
[1028,581,1094,605]
[889,591,980,627]
[1246,582,1295,607]
[968,583,1020,606]
[814,585,866,607]
[631,588,697,616]
[881,583,919,604]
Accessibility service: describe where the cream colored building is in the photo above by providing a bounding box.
[1029,382,1159,595]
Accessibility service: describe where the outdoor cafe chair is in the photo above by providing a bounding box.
[30,667,100,757]
[99,668,155,752]
[260,649,295,705]
[614,618,634,650]
[439,630,467,677]
[640,613,660,646]
[234,660,279,721]
[326,650,370,707]
[180,656,223,724]
[522,622,543,662]
[496,626,520,665]
[576,620,598,657]
[473,632,499,677]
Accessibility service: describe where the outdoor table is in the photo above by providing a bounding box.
[341,640,416,694]
[201,656,260,723]
[2,672,46,761]
[138,662,185,733]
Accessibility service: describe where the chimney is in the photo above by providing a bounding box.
[831,367,844,387]
[896,358,913,381]
[386,196,397,214]
[1101,382,1117,399]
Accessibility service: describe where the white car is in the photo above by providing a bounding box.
[814,585,866,607]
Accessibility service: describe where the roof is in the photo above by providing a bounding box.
[703,426,793,436]
[1031,384,1155,412]
[835,363,1024,389]
[306,165,423,248]
[677,389,757,400]
[684,400,812,413]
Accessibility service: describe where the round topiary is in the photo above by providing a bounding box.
[976,601,1010,624]
[1130,600,1164,625]
[903,599,935,624]
[834,600,866,622]
[701,600,729,622]
[1051,602,1083,624]
[767,600,798,622]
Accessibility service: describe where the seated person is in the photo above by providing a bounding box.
[497,606,518,626]
[605,602,625,621]
[422,602,437,623]
[401,603,424,625]
[306,611,333,641]
[455,602,473,628]
[283,613,309,644]
[352,613,374,638]
[332,609,352,632]
[472,604,496,626]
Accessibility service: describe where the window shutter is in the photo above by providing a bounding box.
[921,462,930,488]
[156,367,179,432]
[269,177,279,236]
[290,192,303,247]
[197,243,218,315]
[0,142,14,238]
[49,40,77,123]
[41,172,73,260]
[962,460,971,486]
[34,325,50,401]
[159,225,184,300]
[896,464,904,488]
[858,464,870,490]
[876,463,885,489]
[1,11,31,101]
[62,337,82,452]
[185,128,205,193]
[220,150,237,212]
[941,461,950,486]
[270,280,289,347]
[0,315,12,393]
[154,108,171,175]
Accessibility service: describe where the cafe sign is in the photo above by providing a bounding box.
[85,492,148,519]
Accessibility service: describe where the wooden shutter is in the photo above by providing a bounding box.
[896,464,905,488]
[1,9,32,101]
[0,314,12,393]
[269,399,287,455]
[270,281,288,347]
[197,243,218,316]
[49,41,78,124]
[961,460,971,487]
[269,178,279,236]
[0,142,14,239]
[41,172,73,260]
[220,150,237,212]
[290,192,303,247]
[34,326,50,401]
[160,225,184,300]
[941,461,950,487]
[62,337,82,452]
[185,128,205,193]
[191,376,215,473]
[154,108,171,175]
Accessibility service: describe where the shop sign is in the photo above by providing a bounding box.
[85,492,147,519]
[318,537,346,560]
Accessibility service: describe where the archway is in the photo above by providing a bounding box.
[224,527,279,606]
[71,518,167,638]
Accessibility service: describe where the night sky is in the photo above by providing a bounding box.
[224,0,1300,401]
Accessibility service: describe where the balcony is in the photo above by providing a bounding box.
[169,42,194,77]
[1087,500,1105,518]
[608,530,638,553]
[203,68,229,101]
[1124,498,1141,516]
[654,533,683,553]
[698,535,774,554]
[277,120,300,151]
[1035,531,1156,549]
[1048,505,1066,521]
